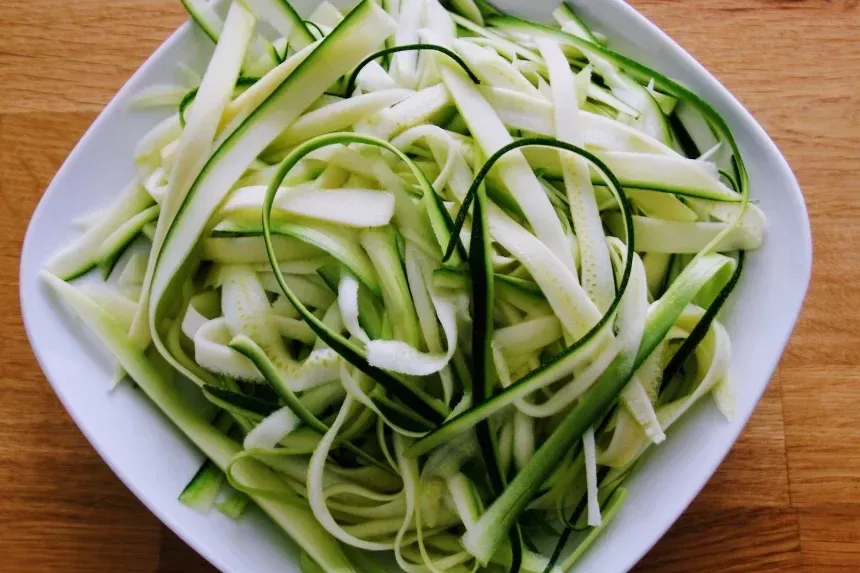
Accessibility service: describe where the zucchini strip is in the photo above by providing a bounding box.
[605,214,762,253]
[361,227,422,347]
[179,459,225,513]
[217,184,396,228]
[217,41,320,137]
[95,204,160,271]
[524,148,738,201]
[537,37,614,312]
[46,179,153,280]
[212,219,381,295]
[267,89,414,152]
[241,0,316,49]
[452,38,540,97]
[181,0,280,73]
[661,251,745,393]
[243,406,300,449]
[132,0,257,353]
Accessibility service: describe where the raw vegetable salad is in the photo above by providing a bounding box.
[41,0,765,570]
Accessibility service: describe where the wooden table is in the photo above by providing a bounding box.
[1,0,858,570]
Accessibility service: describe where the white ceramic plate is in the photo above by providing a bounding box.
[20,0,812,571]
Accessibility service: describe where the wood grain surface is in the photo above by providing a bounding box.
[1,0,858,571]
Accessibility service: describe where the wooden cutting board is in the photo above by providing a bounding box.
[1,0,858,571]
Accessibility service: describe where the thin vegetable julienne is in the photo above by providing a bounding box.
[39,0,764,571]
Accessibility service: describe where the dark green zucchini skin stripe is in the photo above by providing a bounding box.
[470,183,500,493]
[180,0,219,44]
[660,250,744,398]
[468,163,523,573]
[303,19,325,39]
[430,184,469,264]
[203,384,280,417]
[344,43,481,96]
[668,111,701,159]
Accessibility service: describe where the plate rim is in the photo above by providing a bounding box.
[19,1,813,571]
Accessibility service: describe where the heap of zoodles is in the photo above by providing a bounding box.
[42,0,765,570]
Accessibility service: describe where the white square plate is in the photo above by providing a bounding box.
[20,0,812,571]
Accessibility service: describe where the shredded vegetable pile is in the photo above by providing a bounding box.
[42,0,765,570]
